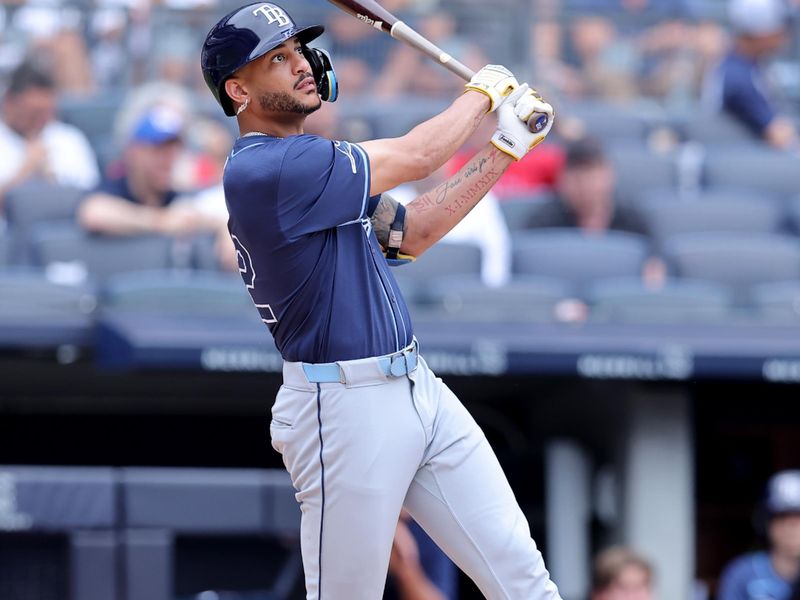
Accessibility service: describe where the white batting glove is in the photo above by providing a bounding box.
[491,84,555,160]
[464,65,519,113]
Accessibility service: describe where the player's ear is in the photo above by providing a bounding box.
[225,78,249,113]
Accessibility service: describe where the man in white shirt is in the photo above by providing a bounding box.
[0,60,99,210]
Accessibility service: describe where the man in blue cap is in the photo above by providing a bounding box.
[719,470,800,600]
[78,105,221,237]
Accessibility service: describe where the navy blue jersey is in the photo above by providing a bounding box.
[223,133,413,363]
[717,51,776,135]
[718,551,793,600]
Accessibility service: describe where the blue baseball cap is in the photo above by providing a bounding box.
[130,107,184,145]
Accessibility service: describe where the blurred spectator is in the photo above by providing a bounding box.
[0,59,99,211]
[718,470,800,600]
[591,546,654,600]
[703,0,798,149]
[526,136,665,286]
[526,136,647,235]
[387,513,457,600]
[77,106,221,237]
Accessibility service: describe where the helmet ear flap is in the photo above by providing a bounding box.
[302,46,338,102]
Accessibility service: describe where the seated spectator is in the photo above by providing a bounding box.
[702,0,798,149]
[591,546,654,600]
[718,470,800,600]
[0,59,99,211]
[78,106,221,238]
[526,136,665,286]
[387,512,457,600]
[526,136,647,235]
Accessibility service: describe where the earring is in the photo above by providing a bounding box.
[236,98,250,116]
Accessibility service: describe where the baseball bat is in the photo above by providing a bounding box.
[324,0,549,133]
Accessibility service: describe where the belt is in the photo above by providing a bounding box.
[302,340,418,383]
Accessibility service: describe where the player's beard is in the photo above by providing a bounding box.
[258,90,321,115]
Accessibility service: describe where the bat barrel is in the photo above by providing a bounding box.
[390,22,475,81]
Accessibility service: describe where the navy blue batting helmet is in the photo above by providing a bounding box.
[201,2,325,116]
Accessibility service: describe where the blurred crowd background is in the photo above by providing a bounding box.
[0,0,800,598]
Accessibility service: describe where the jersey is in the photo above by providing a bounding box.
[222,133,413,363]
[706,51,777,136]
[718,551,793,600]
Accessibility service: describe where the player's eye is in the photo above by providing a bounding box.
[271,54,285,63]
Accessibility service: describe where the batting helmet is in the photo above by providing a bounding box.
[201,2,337,116]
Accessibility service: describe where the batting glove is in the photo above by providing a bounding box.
[464,64,519,113]
[491,84,555,161]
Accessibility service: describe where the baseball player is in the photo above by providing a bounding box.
[200,3,559,599]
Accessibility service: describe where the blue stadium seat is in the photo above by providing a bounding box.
[784,195,800,234]
[30,223,175,283]
[102,270,255,316]
[664,232,800,301]
[607,142,677,202]
[512,229,649,294]
[704,147,799,199]
[588,278,733,323]
[399,242,482,283]
[0,230,9,266]
[751,281,800,322]
[682,112,755,145]
[4,182,86,264]
[422,274,571,322]
[641,194,784,246]
[0,267,96,317]
[557,101,656,142]
[500,193,554,232]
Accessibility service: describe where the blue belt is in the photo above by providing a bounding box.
[302,341,418,383]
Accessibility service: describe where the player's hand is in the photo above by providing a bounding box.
[464,65,519,113]
[491,84,554,160]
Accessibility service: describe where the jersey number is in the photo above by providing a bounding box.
[232,235,277,325]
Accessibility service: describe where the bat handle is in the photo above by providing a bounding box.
[390,21,475,80]
[389,21,549,135]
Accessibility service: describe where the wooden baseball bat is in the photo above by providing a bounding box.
[325,0,474,80]
[324,0,549,133]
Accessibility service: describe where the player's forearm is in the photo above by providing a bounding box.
[402,144,512,257]
[361,92,490,195]
[400,91,490,173]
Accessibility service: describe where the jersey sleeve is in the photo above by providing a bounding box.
[716,557,752,600]
[277,135,370,236]
[723,66,775,135]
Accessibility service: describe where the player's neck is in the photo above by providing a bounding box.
[238,115,304,139]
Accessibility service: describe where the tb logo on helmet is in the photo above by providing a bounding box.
[252,3,291,27]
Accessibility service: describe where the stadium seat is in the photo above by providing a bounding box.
[682,112,755,145]
[784,195,800,234]
[399,242,483,283]
[0,267,96,317]
[512,229,649,293]
[664,232,800,301]
[0,230,9,266]
[704,147,799,198]
[588,278,733,323]
[500,193,553,231]
[751,281,800,322]
[641,194,784,246]
[102,270,254,316]
[422,275,571,322]
[607,143,677,203]
[30,223,175,282]
[4,182,86,264]
[58,94,123,144]
[557,101,655,142]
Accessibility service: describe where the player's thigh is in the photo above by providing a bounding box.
[404,383,559,600]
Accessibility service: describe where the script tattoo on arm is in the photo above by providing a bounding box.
[370,193,406,248]
[401,146,513,255]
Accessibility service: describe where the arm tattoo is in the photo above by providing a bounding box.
[370,193,406,248]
